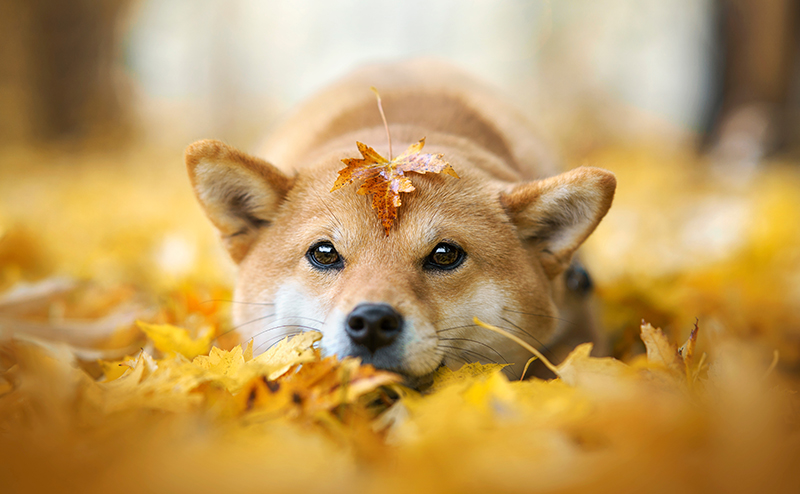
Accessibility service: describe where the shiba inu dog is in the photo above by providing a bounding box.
[185,60,615,380]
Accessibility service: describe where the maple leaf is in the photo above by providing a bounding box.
[331,138,459,235]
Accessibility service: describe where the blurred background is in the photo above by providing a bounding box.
[1,0,799,367]
[2,0,799,155]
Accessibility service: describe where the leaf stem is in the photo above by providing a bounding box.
[370,86,392,160]
[473,317,560,377]
[520,356,538,381]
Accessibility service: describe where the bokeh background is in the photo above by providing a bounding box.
[1,0,800,367]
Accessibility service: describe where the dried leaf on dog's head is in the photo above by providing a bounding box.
[332,138,458,235]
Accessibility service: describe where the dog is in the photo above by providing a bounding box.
[185,60,615,381]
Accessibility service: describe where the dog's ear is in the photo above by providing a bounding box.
[501,167,616,278]
[185,140,293,263]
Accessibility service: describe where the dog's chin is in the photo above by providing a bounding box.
[339,343,444,389]
[398,364,446,390]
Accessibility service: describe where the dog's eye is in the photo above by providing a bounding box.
[425,242,465,270]
[307,242,343,269]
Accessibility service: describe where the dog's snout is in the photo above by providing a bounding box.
[345,303,403,353]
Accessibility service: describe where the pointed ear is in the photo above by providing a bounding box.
[185,139,293,263]
[500,167,616,278]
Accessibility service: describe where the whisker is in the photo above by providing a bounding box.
[436,323,481,334]
[212,313,276,344]
[271,315,325,325]
[437,322,534,342]
[213,315,324,344]
[237,314,325,330]
[437,344,500,366]
[502,307,575,326]
[255,330,305,353]
[499,316,556,361]
[437,320,554,371]
[199,299,276,307]
[431,314,470,326]
[438,337,509,363]
[441,343,520,379]
[250,323,323,343]
[437,348,471,366]
[443,342,517,379]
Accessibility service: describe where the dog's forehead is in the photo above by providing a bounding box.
[286,160,509,254]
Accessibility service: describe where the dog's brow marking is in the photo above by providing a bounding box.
[312,188,345,242]
[423,227,441,245]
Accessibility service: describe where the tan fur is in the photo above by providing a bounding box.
[185,60,616,379]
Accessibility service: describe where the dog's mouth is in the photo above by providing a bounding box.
[407,361,448,390]
[335,339,447,389]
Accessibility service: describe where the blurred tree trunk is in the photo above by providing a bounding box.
[0,0,132,146]
[704,0,799,159]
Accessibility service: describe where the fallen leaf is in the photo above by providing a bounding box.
[472,318,630,390]
[137,321,213,359]
[555,343,629,388]
[3,137,800,494]
[428,362,507,393]
[98,354,139,381]
[332,138,458,235]
[678,320,699,380]
[337,357,402,403]
[191,345,249,391]
[639,322,684,376]
[250,331,323,380]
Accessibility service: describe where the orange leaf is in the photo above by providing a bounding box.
[332,138,458,235]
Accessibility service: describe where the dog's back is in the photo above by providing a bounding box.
[258,59,557,182]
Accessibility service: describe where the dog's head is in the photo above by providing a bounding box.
[186,139,615,379]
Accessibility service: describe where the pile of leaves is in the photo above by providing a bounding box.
[1,144,800,493]
[1,309,797,493]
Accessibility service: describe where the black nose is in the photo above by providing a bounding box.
[345,303,403,353]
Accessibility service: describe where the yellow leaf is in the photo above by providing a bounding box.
[428,362,506,393]
[242,338,254,362]
[556,343,629,388]
[337,357,402,403]
[192,345,247,381]
[137,321,213,359]
[461,371,515,409]
[640,322,683,375]
[250,331,322,380]
[98,355,138,382]
[677,320,699,379]
[192,344,272,395]
[98,351,207,413]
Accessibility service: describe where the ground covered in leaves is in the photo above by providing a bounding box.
[1,143,799,493]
